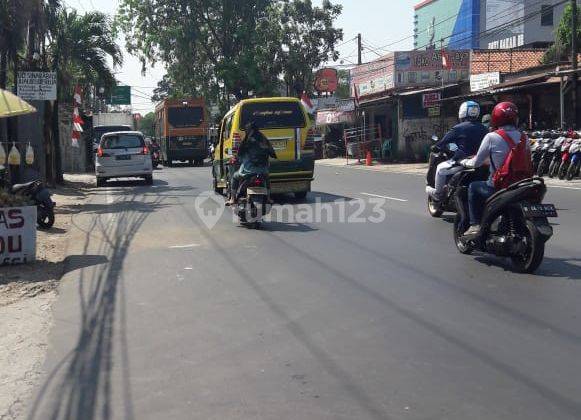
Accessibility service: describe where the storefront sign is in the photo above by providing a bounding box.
[395,50,469,72]
[422,92,441,108]
[428,106,441,117]
[337,98,356,112]
[487,35,525,50]
[17,72,57,101]
[316,110,356,126]
[357,73,395,96]
[470,72,501,92]
[314,68,339,93]
[0,206,37,266]
[351,55,395,97]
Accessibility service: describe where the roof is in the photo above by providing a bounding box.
[470,49,545,75]
[414,0,437,11]
[396,83,460,97]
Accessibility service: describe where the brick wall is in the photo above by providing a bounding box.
[470,49,546,75]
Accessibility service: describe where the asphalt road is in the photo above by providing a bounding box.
[26,164,581,420]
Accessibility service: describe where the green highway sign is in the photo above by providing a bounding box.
[107,85,131,105]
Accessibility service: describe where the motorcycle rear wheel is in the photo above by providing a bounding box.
[558,161,569,179]
[547,160,558,178]
[567,161,580,180]
[453,214,474,255]
[536,159,548,176]
[510,220,545,273]
[427,196,443,218]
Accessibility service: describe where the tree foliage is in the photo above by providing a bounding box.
[139,112,155,137]
[117,0,343,107]
[543,3,581,64]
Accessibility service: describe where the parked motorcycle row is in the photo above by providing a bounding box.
[529,130,581,181]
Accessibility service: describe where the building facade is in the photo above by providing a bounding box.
[415,0,571,51]
[414,0,482,50]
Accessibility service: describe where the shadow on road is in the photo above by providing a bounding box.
[28,187,167,420]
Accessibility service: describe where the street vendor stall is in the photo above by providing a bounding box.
[0,89,38,266]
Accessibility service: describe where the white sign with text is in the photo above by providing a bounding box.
[17,71,57,101]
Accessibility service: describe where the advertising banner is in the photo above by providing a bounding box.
[470,72,501,92]
[17,72,57,101]
[422,92,441,108]
[316,110,356,126]
[0,206,37,266]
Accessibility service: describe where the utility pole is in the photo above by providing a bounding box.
[357,33,362,65]
[572,0,578,128]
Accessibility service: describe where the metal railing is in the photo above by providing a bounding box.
[343,124,383,164]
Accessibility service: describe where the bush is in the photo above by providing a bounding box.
[0,189,33,207]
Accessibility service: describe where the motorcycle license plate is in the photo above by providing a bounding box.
[521,203,558,218]
[248,187,267,195]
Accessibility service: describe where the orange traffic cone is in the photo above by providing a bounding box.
[365,150,373,166]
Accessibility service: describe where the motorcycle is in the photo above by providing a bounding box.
[566,138,581,180]
[530,136,548,174]
[233,173,271,229]
[547,136,569,178]
[12,180,55,229]
[426,135,458,217]
[537,135,562,177]
[453,171,557,273]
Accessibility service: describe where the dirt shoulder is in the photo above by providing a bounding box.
[0,174,93,420]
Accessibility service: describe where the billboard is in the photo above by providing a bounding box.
[350,49,470,98]
[314,68,339,93]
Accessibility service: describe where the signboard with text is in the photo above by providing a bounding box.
[0,206,37,266]
[422,92,441,108]
[17,72,57,101]
[107,86,131,105]
[470,72,501,92]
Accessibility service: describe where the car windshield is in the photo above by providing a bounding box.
[94,126,132,143]
[168,107,204,128]
[240,102,306,129]
[102,134,144,149]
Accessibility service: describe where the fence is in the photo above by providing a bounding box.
[343,124,383,165]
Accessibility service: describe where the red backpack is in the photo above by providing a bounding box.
[491,129,533,190]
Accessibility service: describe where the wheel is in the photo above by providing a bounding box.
[510,220,545,273]
[189,159,194,166]
[547,160,557,178]
[96,177,106,187]
[558,161,569,180]
[537,159,548,176]
[144,175,153,185]
[294,191,308,200]
[427,195,443,217]
[37,206,55,230]
[453,214,474,255]
[567,161,580,180]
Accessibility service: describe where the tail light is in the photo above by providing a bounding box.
[252,177,265,187]
[304,128,315,151]
[142,145,150,155]
[232,133,241,154]
[97,146,104,157]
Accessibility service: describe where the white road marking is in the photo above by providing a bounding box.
[361,192,408,202]
[170,244,201,249]
[184,267,193,270]
[547,184,581,191]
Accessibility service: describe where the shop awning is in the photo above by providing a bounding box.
[490,76,560,94]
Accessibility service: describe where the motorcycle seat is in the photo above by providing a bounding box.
[11,181,37,192]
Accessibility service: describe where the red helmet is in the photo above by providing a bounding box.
[491,102,519,128]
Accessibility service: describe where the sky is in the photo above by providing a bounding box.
[71,0,417,113]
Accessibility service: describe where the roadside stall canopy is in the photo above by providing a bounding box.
[0,89,36,118]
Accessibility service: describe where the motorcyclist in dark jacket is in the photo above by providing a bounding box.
[226,121,276,206]
[426,100,488,200]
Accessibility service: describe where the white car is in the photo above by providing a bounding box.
[95,131,153,187]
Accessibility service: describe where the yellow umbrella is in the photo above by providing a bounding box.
[0,89,37,118]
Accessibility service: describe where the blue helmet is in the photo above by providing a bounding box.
[459,100,481,121]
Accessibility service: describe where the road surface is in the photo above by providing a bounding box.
[26,164,581,420]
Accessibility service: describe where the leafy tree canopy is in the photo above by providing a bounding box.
[543,3,581,64]
[116,0,343,108]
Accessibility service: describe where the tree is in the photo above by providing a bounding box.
[543,3,581,64]
[139,112,155,137]
[117,0,343,105]
[48,9,122,101]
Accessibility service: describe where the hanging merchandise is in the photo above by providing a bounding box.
[26,142,35,165]
[8,142,21,165]
[0,143,6,165]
